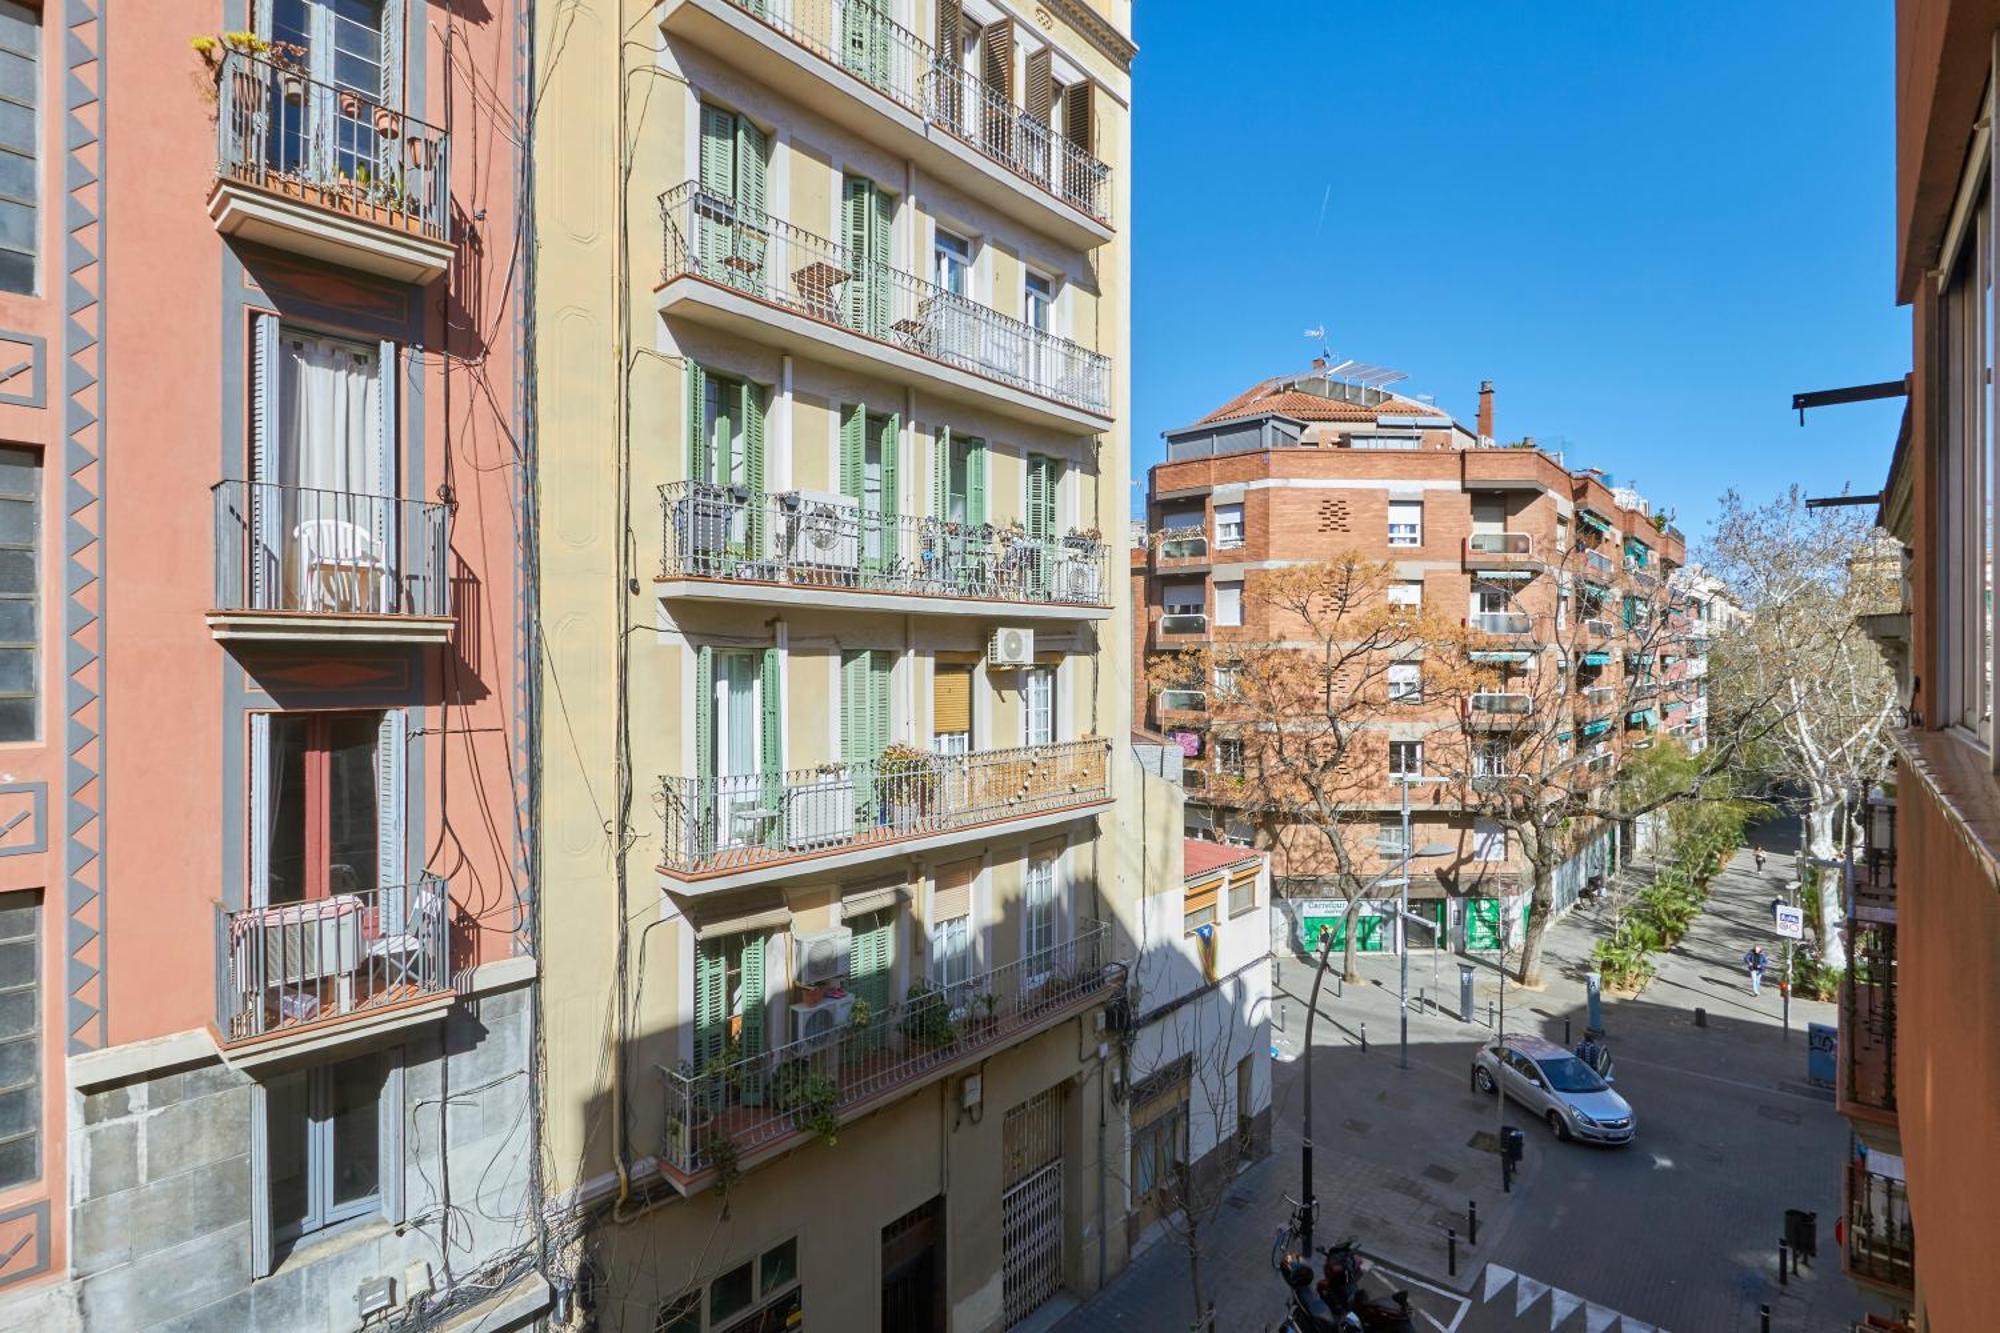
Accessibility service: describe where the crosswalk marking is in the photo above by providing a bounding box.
[1476,1263,1670,1333]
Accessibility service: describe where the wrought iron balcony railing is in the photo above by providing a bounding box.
[660,922,1109,1177]
[660,737,1109,875]
[1841,918,1897,1114]
[1468,612,1533,636]
[1844,1151,1914,1292]
[658,482,1109,609]
[697,0,1111,222]
[212,480,450,618]
[660,184,1110,414]
[214,878,450,1043]
[214,49,449,243]
[921,61,1112,222]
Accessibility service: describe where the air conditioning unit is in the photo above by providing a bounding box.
[793,926,853,986]
[988,626,1034,667]
[779,490,861,572]
[791,992,857,1046]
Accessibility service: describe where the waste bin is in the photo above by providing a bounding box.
[1784,1208,1818,1262]
[1500,1126,1525,1164]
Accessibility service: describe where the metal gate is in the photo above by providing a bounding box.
[1001,1088,1065,1326]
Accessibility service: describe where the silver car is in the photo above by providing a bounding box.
[1471,1034,1635,1145]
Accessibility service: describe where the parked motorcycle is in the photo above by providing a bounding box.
[1270,1228,1416,1333]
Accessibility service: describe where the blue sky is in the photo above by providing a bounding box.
[1127,2,1908,542]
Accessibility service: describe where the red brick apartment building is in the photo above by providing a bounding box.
[1132,370,1697,955]
[1833,2,2000,1327]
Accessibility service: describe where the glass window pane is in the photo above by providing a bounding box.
[0,199,32,251]
[328,1052,383,1210]
[0,647,31,693]
[658,1296,700,1333]
[0,696,31,741]
[0,247,30,295]
[267,717,310,905]
[0,446,36,499]
[267,1069,310,1234]
[325,715,381,897]
[760,1238,797,1294]
[0,148,28,205]
[0,1034,30,1087]
[0,600,31,641]
[0,548,30,594]
[0,4,34,58]
[0,1133,30,1187]
[0,101,29,156]
[0,51,31,107]
[710,1261,754,1322]
[0,497,34,544]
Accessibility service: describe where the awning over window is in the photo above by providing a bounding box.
[1627,709,1657,727]
[1472,569,1536,581]
[1625,538,1650,562]
[1577,508,1613,534]
[1469,650,1534,664]
[1579,651,1612,667]
[1581,580,1611,598]
[1580,719,1612,738]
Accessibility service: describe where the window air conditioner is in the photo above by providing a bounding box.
[792,926,853,986]
[791,992,857,1047]
[779,490,861,571]
[988,626,1034,667]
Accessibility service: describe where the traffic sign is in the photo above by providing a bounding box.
[1774,904,1805,940]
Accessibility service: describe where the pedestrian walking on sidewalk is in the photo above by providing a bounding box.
[1754,846,1767,874]
[1744,945,1770,996]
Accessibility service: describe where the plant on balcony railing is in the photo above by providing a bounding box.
[659,184,1110,414]
[211,48,450,241]
[657,482,1110,608]
[659,736,1110,873]
[212,480,451,618]
[659,923,1109,1175]
[213,877,450,1042]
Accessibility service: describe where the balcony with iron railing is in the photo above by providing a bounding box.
[657,482,1109,620]
[659,737,1110,890]
[1462,533,1539,569]
[208,480,454,645]
[657,0,1113,245]
[1843,1148,1915,1296]
[1465,692,1532,728]
[213,878,453,1051]
[1838,916,1897,1122]
[659,184,1111,431]
[209,49,452,282]
[658,922,1110,1184]
[1467,611,1534,637]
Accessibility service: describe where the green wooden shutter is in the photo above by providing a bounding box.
[760,646,782,848]
[694,936,728,1088]
[880,413,900,562]
[849,907,893,1017]
[869,650,892,757]
[733,118,769,289]
[843,177,875,334]
[933,425,951,518]
[697,105,737,274]
[870,185,894,334]
[686,360,710,482]
[694,645,715,785]
[739,932,766,1057]
[839,403,865,502]
[742,381,766,554]
[967,439,988,525]
[843,649,874,822]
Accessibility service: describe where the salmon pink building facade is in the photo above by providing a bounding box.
[0,3,543,1328]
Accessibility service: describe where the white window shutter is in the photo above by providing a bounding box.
[249,1079,273,1277]
[377,710,408,924]
[248,712,271,908]
[381,1049,406,1224]
[376,339,399,612]
[249,314,281,610]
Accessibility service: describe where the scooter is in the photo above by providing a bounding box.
[1270,1229,1415,1333]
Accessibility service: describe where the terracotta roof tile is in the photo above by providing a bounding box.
[1196,377,1441,427]
[1184,838,1263,881]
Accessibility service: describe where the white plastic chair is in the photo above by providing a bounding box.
[293,517,390,614]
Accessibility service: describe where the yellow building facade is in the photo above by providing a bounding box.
[531,1,1138,1327]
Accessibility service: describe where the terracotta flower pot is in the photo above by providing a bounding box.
[280,71,305,106]
[373,107,398,138]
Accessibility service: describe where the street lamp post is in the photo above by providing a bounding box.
[1394,774,1455,1072]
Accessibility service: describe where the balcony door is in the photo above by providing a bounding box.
[683,362,765,569]
[696,103,767,288]
[251,709,405,910]
[699,648,778,853]
[840,405,900,573]
[249,318,396,614]
[843,176,893,337]
[265,0,401,188]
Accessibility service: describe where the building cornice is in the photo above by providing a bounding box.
[1037,0,1137,68]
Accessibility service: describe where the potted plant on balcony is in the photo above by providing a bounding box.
[374,105,401,139]
[899,979,961,1051]
[878,741,940,826]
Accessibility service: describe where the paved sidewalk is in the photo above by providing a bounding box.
[1057,829,1870,1333]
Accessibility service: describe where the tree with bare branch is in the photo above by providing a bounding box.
[1154,554,1476,982]
[1701,486,1899,968]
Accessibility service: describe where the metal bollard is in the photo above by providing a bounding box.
[1760,1305,1770,1333]
[1360,1022,1368,1054]
[1279,1000,1286,1033]
[1488,1000,1495,1029]
[1447,1228,1457,1277]
[1468,1200,1479,1246]
[1564,1017,1572,1046]
[1778,1238,1789,1287]
[1695,1006,1708,1028]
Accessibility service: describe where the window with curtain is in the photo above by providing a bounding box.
[0,890,36,1188]
[0,447,38,742]
[1387,580,1421,611]
[1387,500,1422,547]
[1388,662,1421,702]
[1023,665,1054,746]
[1214,581,1243,628]
[263,712,384,904]
[1023,846,1060,958]
[267,1048,389,1244]
[0,3,36,296]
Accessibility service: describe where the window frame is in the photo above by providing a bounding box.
[1387,661,1422,702]
[0,889,37,1190]
[1388,740,1422,778]
[1213,579,1243,628]
[0,446,40,743]
[1162,581,1205,617]
[1386,580,1422,611]
[0,2,40,297]
[1386,499,1422,548]
[1213,502,1245,550]
[264,1047,399,1251]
